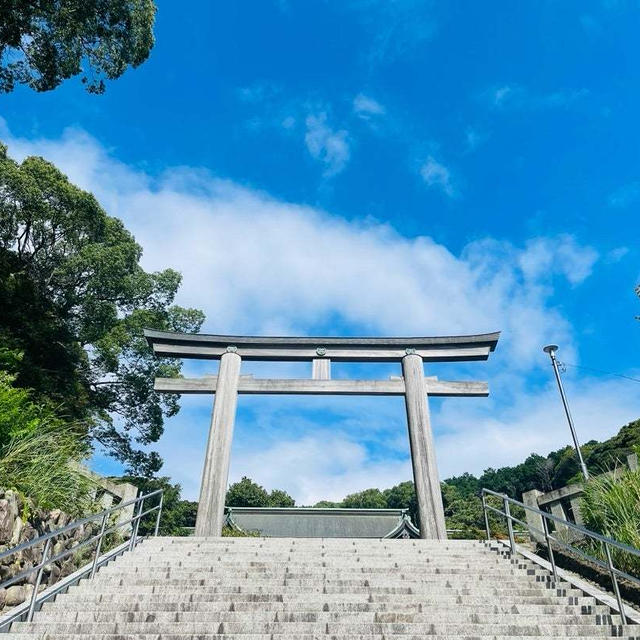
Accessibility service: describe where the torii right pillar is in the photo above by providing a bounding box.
[402,353,447,539]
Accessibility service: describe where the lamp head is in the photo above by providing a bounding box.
[543,344,558,355]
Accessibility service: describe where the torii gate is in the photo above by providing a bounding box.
[145,330,500,539]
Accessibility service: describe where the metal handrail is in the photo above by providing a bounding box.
[0,488,164,624]
[481,487,639,625]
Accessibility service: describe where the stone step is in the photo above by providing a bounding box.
[98,564,545,575]
[10,620,636,636]
[6,536,635,640]
[69,583,577,597]
[9,635,638,640]
[41,600,611,615]
[52,592,600,606]
[90,571,555,584]
[30,609,624,626]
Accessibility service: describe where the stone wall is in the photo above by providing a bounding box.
[0,489,101,611]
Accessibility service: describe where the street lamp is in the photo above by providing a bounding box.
[543,345,590,482]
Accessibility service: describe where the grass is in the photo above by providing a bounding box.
[0,420,95,517]
[579,465,640,576]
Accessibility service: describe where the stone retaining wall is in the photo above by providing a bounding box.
[0,489,101,610]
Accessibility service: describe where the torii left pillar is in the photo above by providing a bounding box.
[195,350,241,536]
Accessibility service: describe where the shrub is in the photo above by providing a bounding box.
[579,466,640,576]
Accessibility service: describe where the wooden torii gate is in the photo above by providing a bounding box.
[145,330,500,539]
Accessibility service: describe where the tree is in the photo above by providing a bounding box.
[268,489,295,507]
[0,145,204,474]
[342,488,387,509]
[383,481,418,525]
[0,0,156,93]
[121,475,196,536]
[226,477,270,508]
[225,477,296,507]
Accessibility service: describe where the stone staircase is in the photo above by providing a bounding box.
[7,536,640,639]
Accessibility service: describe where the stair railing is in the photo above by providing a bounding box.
[0,488,163,629]
[481,487,640,624]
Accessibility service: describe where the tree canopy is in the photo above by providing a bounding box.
[0,144,204,474]
[226,477,296,508]
[0,0,156,93]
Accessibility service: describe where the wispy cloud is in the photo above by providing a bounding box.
[608,182,640,208]
[342,0,438,65]
[488,84,589,110]
[420,155,456,198]
[304,112,350,176]
[353,94,386,119]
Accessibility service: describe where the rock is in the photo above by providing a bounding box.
[0,494,19,545]
[5,584,31,607]
[10,516,23,546]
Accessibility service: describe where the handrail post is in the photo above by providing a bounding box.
[604,542,627,625]
[542,516,558,583]
[27,537,51,622]
[90,512,109,579]
[503,495,516,556]
[154,493,164,537]
[481,493,490,541]
[129,497,144,552]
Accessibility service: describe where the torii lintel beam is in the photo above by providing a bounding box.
[154,376,489,397]
[144,329,500,362]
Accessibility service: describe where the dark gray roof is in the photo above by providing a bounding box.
[145,329,500,350]
[224,507,420,539]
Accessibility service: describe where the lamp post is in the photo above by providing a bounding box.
[543,345,590,482]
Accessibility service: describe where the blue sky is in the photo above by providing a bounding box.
[1,1,639,503]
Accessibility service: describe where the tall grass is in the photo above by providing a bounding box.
[0,373,96,517]
[0,420,95,517]
[579,467,640,576]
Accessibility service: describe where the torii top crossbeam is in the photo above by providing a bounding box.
[145,329,500,540]
[144,329,499,362]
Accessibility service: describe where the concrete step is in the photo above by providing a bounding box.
[6,536,636,640]
[30,609,624,626]
[10,635,639,640]
[68,583,579,597]
[51,591,601,606]
[10,620,637,636]
[41,600,611,615]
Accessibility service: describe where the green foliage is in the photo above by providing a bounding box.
[383,481,418,525]
[268,489,295,507]
[313,500,342,508]
[121,475,196,536]
[0,145,204,474]
[580,467,640,575]
[221,525,261,537]
[0,373,94,515]
[0,0,156,93]
[226,477,296,508]
[342,488,387,509]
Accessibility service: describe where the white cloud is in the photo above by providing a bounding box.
[2,121,633,504]
[608,182,640,208]
[304,112,350,176]
[420,155,456,198]
[488,84,589,111]
[353,94,385,119]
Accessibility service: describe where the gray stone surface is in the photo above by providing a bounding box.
[6,536,640,639]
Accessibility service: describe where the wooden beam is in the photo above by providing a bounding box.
[154,376,489,397]
[145,329,500,350]
[150,343,492,362]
